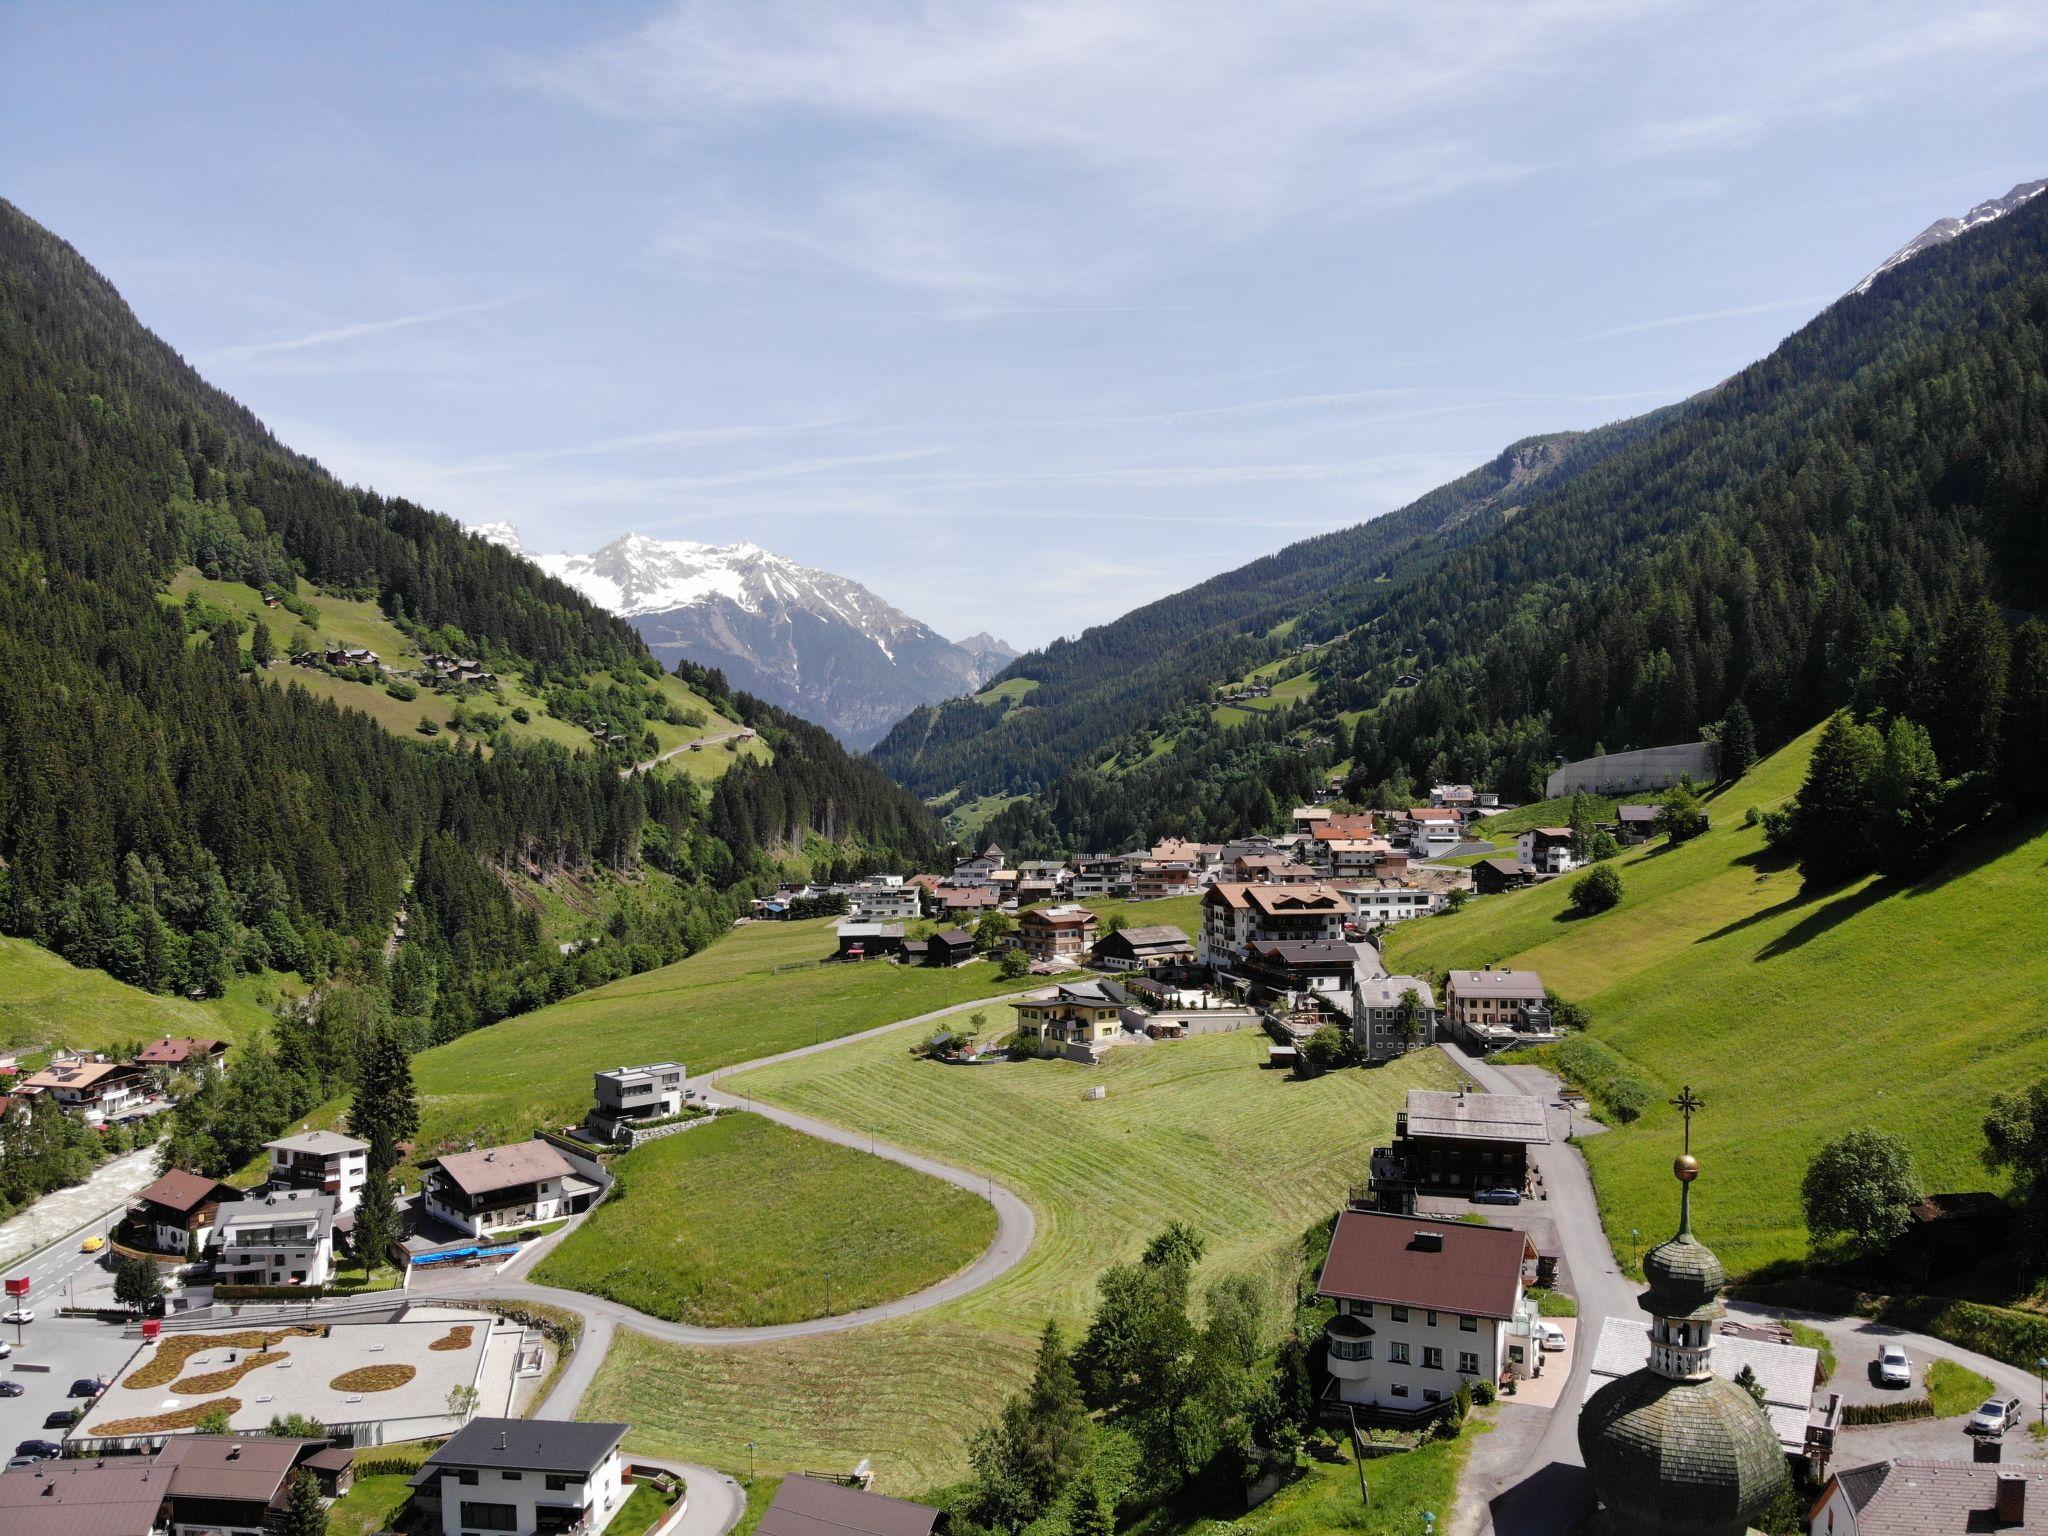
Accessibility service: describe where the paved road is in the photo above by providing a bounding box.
[623,730,755,777]
[0,1148,160,1274]
[1438,1044,1640,1536]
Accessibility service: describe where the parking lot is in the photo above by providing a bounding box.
[0,1211,155,1459]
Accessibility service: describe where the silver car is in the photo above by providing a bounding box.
[1876,1344,1911,1388]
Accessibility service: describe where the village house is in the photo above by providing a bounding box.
[20,1059,151,1123]
[1612,804,1660,844]
[1808,1460,2048,1535]
[1516,827,1578,875]
[835,921,906,960]
[1231,853,1322,884]
[1091,924,1195,972]
[1444,970,1553,1051]
[265,1129,369,1215]
[0,1436,342,1536]
[1010,982,1123,1062]
[756,1475,943,1536]
[129,1169,243,1256]
[134,1035,229,1077]
[1473,857,1538,896]
[847,878,921,923]
[1199,882,1352,967]
[1349,977,1439,1063]
[1396,808,1464,859]
[926,928,977,967]
[421,1139,598,1239]
[411,1418,630,1536]
[1018,904,1098,962]
[589,1062,687,1140]
[1240,939,1359,997]
[1067,854,1133,898]
[1340,879,1441,927]
[1317,1208,1537,1412]
[950,843,1006,882]
[212,1187,337,1287]
[1133,859,1200,900]
[1373,1088,1551,1203]
[1430,784,1478,810]
[938,886,1001,917]
[1321,838,1403,881]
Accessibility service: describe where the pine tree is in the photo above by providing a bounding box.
[1071,1465,1115,1536]
[347,1024,419,1172]
[1788,711,1882,884]
[1717,700,1757,779]
[250,619,274,667]
[352,1164,399,1277]
[1998,620,2048,807]
[276,1470,328,1536]
[1871,717,1946,879]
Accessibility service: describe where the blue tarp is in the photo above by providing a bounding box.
[409,1244,520,1267]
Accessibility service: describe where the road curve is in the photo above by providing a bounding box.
[432,991,1045,1347]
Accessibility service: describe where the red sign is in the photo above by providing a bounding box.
[3,1278,27,1299]
[140,1319,163,1342]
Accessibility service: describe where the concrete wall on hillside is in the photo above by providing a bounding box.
[1546,742,1715,798]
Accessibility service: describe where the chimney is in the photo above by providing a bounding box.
[1997,1473,2026,1526]
[498,1430,509,1451]
[1413,1230,1444,1252]
[226,1443,241,1460]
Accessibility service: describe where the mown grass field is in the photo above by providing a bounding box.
[167,568,757,776]
[533,1112,997,1326]
[971,677,1040,707]
[941,792,1027,839]
[0,937,295,1058]
[578,1028,1458,1490]
[1386,726,2048,1278]
[1128,1428,1471,1536]
[406,917,1046,1158]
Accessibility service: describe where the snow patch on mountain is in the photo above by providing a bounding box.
[1853,178,2046,297]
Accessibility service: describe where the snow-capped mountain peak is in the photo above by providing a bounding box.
[1853,178,2046,297]
[469,525,1015,746]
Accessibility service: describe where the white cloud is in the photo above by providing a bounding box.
[1573,294,1834,343]
[208,295,519,360]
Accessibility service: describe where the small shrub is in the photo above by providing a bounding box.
[385,680,419,701]
[417,716,440,736]
[1471,1379,1497,1406]
[1841,1398,1933,1426]
[1568,865,1624,916]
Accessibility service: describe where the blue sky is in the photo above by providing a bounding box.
[4,3,2043,649]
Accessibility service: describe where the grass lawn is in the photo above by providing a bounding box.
[0,937,291,1057]
[1130,1432,1471,1536]
[533,1113,997,1327]
[1386,725,2048,1278]
[326,1470,415,1536]
[943,793,1026,839]
[1047,893,1205,942]
[734,1476,783,1536]
[972,677,1040,707]
[1928,1358,1995,1418]
[607,1481,684,1536]
[577,1030,1457,1491]
[400,917,1045,1161]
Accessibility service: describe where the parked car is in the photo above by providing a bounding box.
[13,1440,64,1460]
[1876,1344,1912,1388]
[1968,1397,2023,1437]
[0,1341,13,1358]
[1473,1187,1523,1206]
[0,1383,21,1399]
[65,1379,104,1400]
[1,1310,34,1326]
[1536,1322,1568,1352]
[41,1409,78,1430]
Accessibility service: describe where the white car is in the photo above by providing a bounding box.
[1536,1322,1568,1352]
[1875,1344,1911,1388]
[1,1310,32,1327]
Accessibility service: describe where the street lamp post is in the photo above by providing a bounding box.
[1629,1228,1640,1272]
[746,1441,758,1486]
[2036,1357,2046,1427]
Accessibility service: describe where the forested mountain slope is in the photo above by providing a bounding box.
[0,200,941,1043]
[878,187,2047,854]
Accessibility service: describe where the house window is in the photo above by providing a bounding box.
[1459,1352,1479,1374]
[1422,1347,1443,1370]
[1425,1310,1438,1327]
[1331,1339,1371,1362]
[546,1474,583,1492]
[1390,1306,1408,1323]
[1389,1343,1410,1365]
[501,1471,522,1481]
[459,1502,520,1531]
[1424,1389,1442,1403]
[1357,1302,1372,1318]
[1390,1383,1409,1398]
[1460,1315,1478,1332]
[454,1470,479,1486]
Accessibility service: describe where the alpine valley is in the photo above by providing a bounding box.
[475,526,1017,748]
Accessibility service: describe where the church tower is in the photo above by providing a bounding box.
[1578,1087,1787,1536]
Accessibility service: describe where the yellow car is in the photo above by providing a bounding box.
[79,1236,105,1254]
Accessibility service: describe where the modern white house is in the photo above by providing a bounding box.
[1317,1209,1536,1412]
[411,1417,629,1536]
[847,877,921,922]
[1340,881,1444,927]
[422,1140,597,1239]
[211,1188,337,1287]
[266,1129,370,1215]
[589,1062,687,1140]
[1516,827,1579,875]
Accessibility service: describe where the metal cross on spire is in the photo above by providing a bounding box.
[1671,1085,1705,1153]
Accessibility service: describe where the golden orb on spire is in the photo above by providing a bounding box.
[1674,1153,1700,1182]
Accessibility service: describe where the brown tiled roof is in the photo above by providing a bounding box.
[1447,969,1546,999]
[135,1037,226,1066]
[0,1460,164,1536]
[431,1139,574,1197]
[156,1435,317,1505]
[1020,907,1096,929]
[1316,1209,1529,1319]
[134,1170,240,1215]
[21,1062,139,1092]
[759,1475,941,1536]
[1823,1460,2048,1533]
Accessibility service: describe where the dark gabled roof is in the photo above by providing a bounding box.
[0,1460,164,1536]
[932,928,974,947]
[156,1435,318,1504]
[424,1418,626,1476]
[1831,1459,1894,1514]
[1246,939,1354,965]
[1316,1209,1529,1319]
[134,1170,241,1215]
[759,1475,942,1536]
